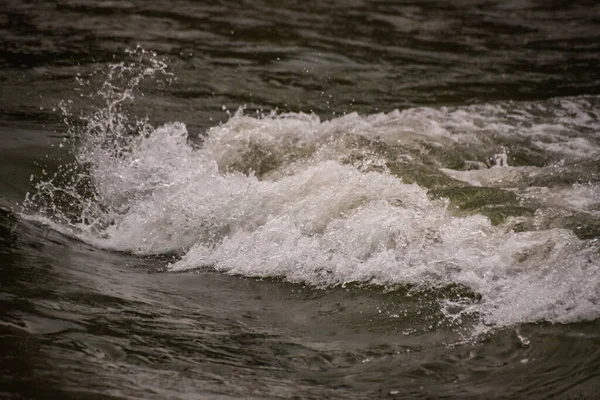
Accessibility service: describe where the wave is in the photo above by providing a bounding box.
[23,51,600,331]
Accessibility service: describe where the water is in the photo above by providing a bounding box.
[1,1,600,398]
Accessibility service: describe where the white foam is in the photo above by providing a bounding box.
[522,184,600,217]
[440,166,537,187]
[94,115,600,328]
[26,95,600,331]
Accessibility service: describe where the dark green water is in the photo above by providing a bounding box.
[1,1,600,399]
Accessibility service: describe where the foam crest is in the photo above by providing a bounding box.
[171,184,599,328]
[23,52,600,331]
[70,111,599,329]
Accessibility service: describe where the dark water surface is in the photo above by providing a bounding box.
[1,1,600,399]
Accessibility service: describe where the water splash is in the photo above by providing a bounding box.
[24,46,173,235]
[492,147,509,167]
[21,49,600,335]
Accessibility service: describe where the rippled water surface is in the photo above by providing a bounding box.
[1,1,600,399]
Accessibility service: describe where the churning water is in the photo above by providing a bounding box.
[1,1,599,399]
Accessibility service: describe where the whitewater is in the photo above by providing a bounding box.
[23,59,600,334]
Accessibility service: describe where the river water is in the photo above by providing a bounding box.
[1,1,599,399]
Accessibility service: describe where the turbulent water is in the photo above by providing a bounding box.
[2,1,600,399]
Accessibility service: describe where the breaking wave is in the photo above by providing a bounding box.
[23,49,600,333]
